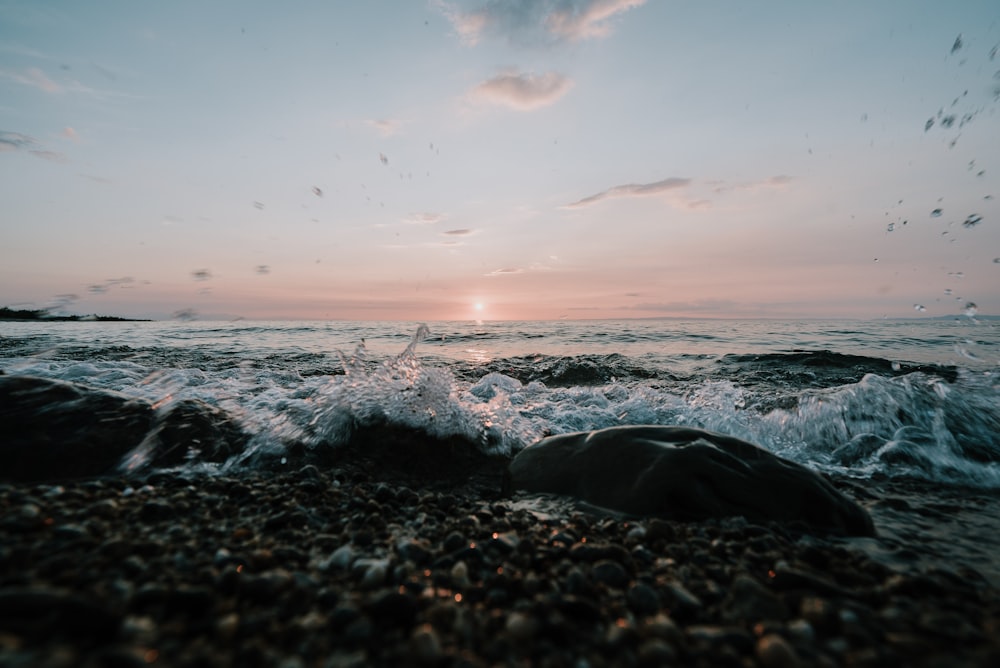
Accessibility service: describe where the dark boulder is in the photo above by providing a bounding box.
[0,375,247,482]
[505,425,875,537]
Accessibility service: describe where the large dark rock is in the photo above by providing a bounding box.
[505,425,875,537]
[0,375,247,482]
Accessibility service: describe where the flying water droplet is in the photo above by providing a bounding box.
[312,186,323,197]
[886,222,895,232]
[962,213,983,228]
[379,153,389,166]
[924,117,934,132]
[951,34,963,54]
[964,302,978,317]
[253,201,265,210]
[891,361,901,371]
[931,208,943,217]
[913,304,927,312]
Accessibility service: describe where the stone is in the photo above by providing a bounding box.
[506,425,875,536]
[756,633,801,668]
[592,560,630,588]
[0,375,248,482]
[723,574,789,622]
[627,583,661,616]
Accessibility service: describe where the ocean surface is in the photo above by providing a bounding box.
[2,317,998,488]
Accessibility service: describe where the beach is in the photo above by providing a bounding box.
[2,451,999,667]
[1,318,999,665]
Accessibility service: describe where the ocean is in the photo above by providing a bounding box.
[2,317,997,488]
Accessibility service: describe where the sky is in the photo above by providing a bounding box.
[1,0,998,321]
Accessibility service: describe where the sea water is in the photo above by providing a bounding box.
[2,317,998,488]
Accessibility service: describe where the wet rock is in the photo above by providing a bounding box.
[0,375,249,482]
[507,425,875,536]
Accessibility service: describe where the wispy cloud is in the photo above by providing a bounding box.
[468,70,573,111]
[402,212,446,225]
[564,177,691,208]
[710,174,792,194]
[485,267,525,277]
[364,118,407,137]
[0,131,38,151]
[438,0,646,45]
[29,150,68,163]
[0,130,68,163]
[0,66,62,93]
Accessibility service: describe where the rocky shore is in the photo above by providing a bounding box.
[2,459,998,667]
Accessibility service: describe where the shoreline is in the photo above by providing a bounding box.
[2,463,998,666]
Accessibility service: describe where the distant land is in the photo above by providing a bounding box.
[0,307,151,322]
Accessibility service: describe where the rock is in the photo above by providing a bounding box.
[723,574,789,622]
[0,375,248,482]
[410,624,443,665]
[592,560,630,588]
[660,581,703,619]
[506,425,875,536]
[627,583,661,616]
[0,375,152,482]
[756,633,801,668]
[0,587,121,640]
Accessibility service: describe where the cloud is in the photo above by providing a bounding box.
[0,131,38,151]
[438,0,646,45]
[364,118,407,137]
[710,174,792,194]
[468,70,573,110]
[29,150,68,163]
[564,177,692,208]
[632,299,740,313]
[485,267,525,277]
[0,131,68,163]
[402,212,446,225]
[547,0,648,41]
[5,66,61,93]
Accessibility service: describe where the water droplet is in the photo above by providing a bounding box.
[312,186,323,197]
[873,257,879,262]
[940,115,956,128]
[964,302,978,317]
[886,222,895,232]
[993,258,1000,263]
[944,288,953,295]
[379,152,389,166]
[962,213,983,228]
[255,265,270,275]
[913,304,927,312]
[253,201,265,210]
[931,208,943,217]
[925,117,934,132]
[891,361,901,371]
[951,34,963,54]
[191,269,212,281]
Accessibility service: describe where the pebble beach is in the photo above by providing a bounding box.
[2,453,999,668]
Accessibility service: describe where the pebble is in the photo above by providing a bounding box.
[410,624,443,665]
[756,633,801,668]
[592,559,630,588]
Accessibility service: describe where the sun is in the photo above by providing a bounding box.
[473,302,484,312]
